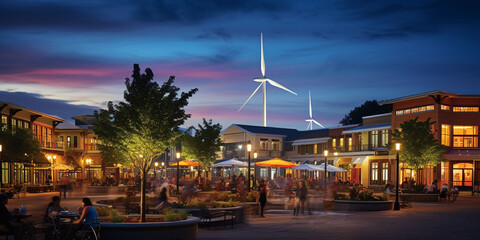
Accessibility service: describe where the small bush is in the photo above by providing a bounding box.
[110,209,124,223]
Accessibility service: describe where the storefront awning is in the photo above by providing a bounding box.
[292,137,330,146]
[352,156,368,165]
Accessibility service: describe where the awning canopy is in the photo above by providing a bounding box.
[317,163,346,172]
[352,156,368,165]
[291,137,330,146]
[255,158,296,168]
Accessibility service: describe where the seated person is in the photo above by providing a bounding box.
[0,194,23,240]
[439,184,449,201]
[45,196,66,222]
[73,198,98,227]
[450,186,459,200]
[153,187,171,211]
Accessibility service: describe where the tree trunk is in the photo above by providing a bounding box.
[140,170,146,223]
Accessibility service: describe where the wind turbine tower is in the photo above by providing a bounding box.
[238,33,297,127]
[306,90,325,130]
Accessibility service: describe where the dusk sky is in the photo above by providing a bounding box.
[1,0,479,130]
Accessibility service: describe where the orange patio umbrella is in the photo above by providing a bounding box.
[169,160,202,167]
[255,158,296,168]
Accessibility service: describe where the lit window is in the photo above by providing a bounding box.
[441,124,451,146]
[453,126,478,147]
[332,138,336,147]
[260,138,268,150]
[371,131,379,148]
[348,138,352,151]
[395,105,434,116]
[371,162,379,184]
[382,162,389,184]
[453,107,479,112]
[339,138,344,147]
[271,139,280,150]
[441,105,451,111]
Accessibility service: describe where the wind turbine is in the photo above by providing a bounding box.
[306,90,325,130]
[238,33,297,127]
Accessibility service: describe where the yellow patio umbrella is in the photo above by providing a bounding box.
[169,160,202,167]
[255,158,296,168]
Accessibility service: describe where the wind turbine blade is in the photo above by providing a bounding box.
[309,90,312,118]
[238,83,263,111]
[266,79,297,95]
[261,33,265,77]
[312,119,325,128]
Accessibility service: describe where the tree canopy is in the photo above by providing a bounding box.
[392,117,446,175]
[94,64,197,222]
[339,100,392,125]
[0,128,41,163]
[182,118,223,175]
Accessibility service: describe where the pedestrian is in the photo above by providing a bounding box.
[61,176,68,199]
[257,179,267,217]
[293,181,302,219]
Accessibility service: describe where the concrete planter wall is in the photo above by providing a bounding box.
[334,200,393,211]
[100,216,200,240]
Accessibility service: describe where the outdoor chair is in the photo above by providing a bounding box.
[199,209,234,230]
[78,219,101,240]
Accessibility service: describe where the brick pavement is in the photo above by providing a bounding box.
[4,189,480,240]
[198,196,480,240]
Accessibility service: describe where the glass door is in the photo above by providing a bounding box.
[453,163,474,190]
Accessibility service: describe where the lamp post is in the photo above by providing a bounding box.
[324,150,328,199]
[161,161,165,178]
[176,151,181,195]
[154,162,158,178]
[253,152,257,187]
[394,143,401,211]
[247,141,252,192]
[0,144,3,188]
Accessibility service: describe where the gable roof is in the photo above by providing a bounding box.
[233,124,300,140]
[294,128,330,140]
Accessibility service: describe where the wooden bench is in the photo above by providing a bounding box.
[199,209,234,229]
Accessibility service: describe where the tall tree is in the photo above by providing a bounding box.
[94,64,197,222]
[0,128,41,163]
[340,100,392,125]
[182,118,223,178]
[392,117,446,183]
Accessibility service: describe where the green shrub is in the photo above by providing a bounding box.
[164,209,177,222]
[110,209,124,223]
[357,189,373,201]
[95,206,112,217]
[177,210,189,220]
[349,187,360,200]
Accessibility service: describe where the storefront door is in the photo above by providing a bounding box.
[453,163,473,190]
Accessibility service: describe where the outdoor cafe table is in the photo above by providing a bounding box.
[52,211,81,238]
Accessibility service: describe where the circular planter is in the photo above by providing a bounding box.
[334,200,393,211]
[100,216,200,240]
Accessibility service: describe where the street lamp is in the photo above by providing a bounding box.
[161,161,165,178]
[0,144,3,188]
[394,143,401,211]
[324,150,328,199]
[154,162,158,177]
[176,151,181,195]
[247,140,252,192]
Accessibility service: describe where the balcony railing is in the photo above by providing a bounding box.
[258,150,281,158]
[84,143,98,151]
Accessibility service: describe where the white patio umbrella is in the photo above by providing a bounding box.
[316,163,345,172]
[213,158,248,177]
[212,158,248,167]
[292,163,319,171]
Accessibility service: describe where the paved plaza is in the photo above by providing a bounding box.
[4,190,480,240]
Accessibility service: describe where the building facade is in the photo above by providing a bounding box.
[380,90,480,191]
